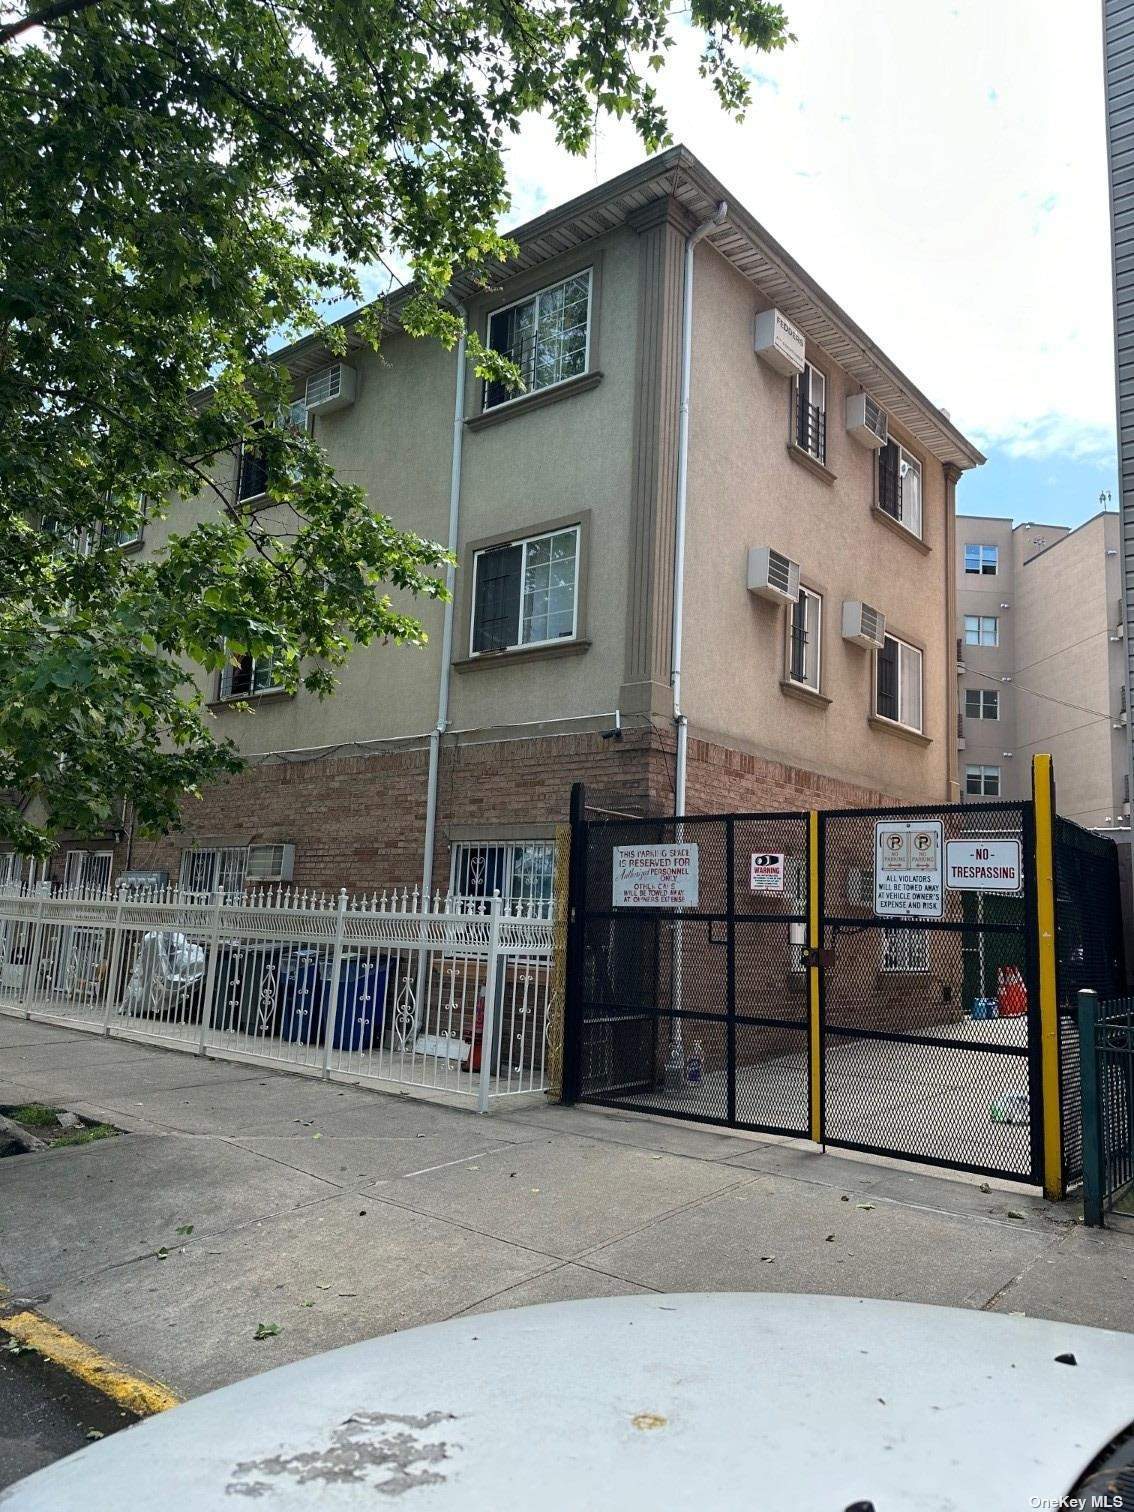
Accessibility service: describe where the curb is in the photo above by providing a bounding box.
[1,1309,180,1417]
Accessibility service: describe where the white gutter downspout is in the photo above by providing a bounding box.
[672,202,728,817]
[666,201,727,1091]
[420,305,467,909]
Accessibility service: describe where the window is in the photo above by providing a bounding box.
[470,526,579,654]
[877,442,922,538]
[484,270,592,411]
[237,423,269,503]
[964,689,999,720]
[964,543,998,575]
[62,851,113,894]
[965,764,1001,797]
[179,847,248,897]
[874,634,923,732]
[795,360,827,463]
[287,397,309,432]
[963,615,999,647]
[43,517,94,556]
[218,652,280,700]
[786,586,822,692]
[451,841,556,909]
[882,927,929,973]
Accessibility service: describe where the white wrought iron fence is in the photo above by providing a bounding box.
[0,884,554,1107]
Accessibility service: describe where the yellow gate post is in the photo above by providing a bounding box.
[1032,752,1064,1200]
[808,810,823,1145]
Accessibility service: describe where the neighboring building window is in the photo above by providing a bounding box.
[877,442,922,538]
[237,423,269,502]
[112,521,144,547]
[965,764,1001,797]
[964,614,999,647]
[179,847,248,896]
[786,586,822,692]
[964,689,999,720]
[0,853,24,888]
[484,270,592,411]
[874,634,923,732]
[63,850,113,893]
[451,841,556,908]
[43,517,94,556]
[882,927,929,973]
[219,652,280,700]
[287,397,309,432]
[795,360,826,463]
[964,543,998,575]
[470,526,579,654]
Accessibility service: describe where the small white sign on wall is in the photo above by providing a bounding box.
[749,853,785,893]
[613,844,699,908]
[945,840,1022,892]
[874,820,943,918]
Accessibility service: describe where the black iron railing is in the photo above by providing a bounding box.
[1080,991,1134,1225]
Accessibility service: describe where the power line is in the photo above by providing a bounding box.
[966,665,1112,722]
[1011,627,1111,679]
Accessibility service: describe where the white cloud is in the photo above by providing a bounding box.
[499,0,1115,467]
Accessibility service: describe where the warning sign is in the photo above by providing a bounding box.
[874,820,943,918]
[749,852,785,892]
[613,844,699,908]
[945,839,1021,892]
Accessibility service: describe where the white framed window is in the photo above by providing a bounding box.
[43,517,95,556]
[451,840,556,910]
[874,634,923,733]
[63,850,113,894]
[964,543,998,575]
[286,397,309,432]
[965,764,1001,797]
[484,270,592,411]
[877,442,922,538]
[882,927,929,973]
[470,525,579,655]
[219,651,281,700]
[795,360,827,462]
[965,688,999,720]
[179,846,248,897]
[786,586,822,692]
[0,853,24,888]
[964,615,999,647]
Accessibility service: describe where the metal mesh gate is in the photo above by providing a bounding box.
[819,802,1040,1182]
[570,812,811,1136]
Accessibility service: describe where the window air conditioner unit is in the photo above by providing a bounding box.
[304,363,356,415]
[753,308,806,376]
[842,601,886,649]
[246,843,296,883]
[845,392,889,449]
[747,546,801,605]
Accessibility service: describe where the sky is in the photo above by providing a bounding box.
[492,0,1119,531]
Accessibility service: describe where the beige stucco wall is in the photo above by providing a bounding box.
[681,243,953,803]
[1013,513,1125,827]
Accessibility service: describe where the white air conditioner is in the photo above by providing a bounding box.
[845,392,889,449]
[747,546,801,605]
[304,363,356,415]
[246,843,296,883]
[841,600,886,649]
[754,308,806,376]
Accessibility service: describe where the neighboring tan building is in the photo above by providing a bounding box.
[957,512,1128,827]
[24,147,983,904]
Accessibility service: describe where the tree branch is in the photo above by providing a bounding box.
[0,0,102,45]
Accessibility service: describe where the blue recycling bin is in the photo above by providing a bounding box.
[277,949,326,1046]
[331,957,387,1052]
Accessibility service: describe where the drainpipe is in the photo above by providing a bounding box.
[672,202,728,818]
[420,303,467,907]
[666,200,727,1092]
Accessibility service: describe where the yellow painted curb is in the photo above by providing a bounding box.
[1,1310,180,1416]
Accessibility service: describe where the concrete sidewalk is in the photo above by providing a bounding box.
[1,1015,1132,1401]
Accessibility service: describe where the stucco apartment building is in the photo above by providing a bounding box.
[957,510,1128,827]
[36,148,984,906]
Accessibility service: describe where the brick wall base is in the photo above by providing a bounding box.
[46,727,906,895]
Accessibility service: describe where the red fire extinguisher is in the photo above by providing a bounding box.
[997,965,1028,1017]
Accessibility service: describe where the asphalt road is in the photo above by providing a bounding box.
[0,1346,134,1492]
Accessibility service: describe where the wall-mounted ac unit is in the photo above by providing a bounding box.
[747,546,801,605]
[842,600,886,649]
[845,392,889,449]
[304,363,356,415]
[246,843,296,883]
[754,308,806,376]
